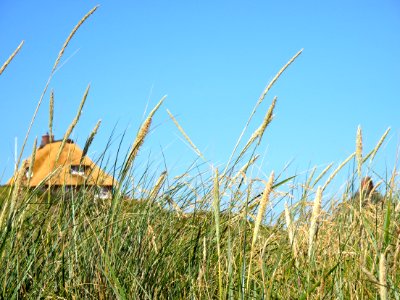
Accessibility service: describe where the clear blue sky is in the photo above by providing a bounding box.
[1,1,399,197]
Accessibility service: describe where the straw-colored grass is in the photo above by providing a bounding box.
[0,41,24,76]
[49,90,54,143]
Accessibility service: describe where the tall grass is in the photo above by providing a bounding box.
[1,6,399,299]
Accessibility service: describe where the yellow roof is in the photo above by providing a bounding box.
[8,141,115,187]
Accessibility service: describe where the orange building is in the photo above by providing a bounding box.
[8,133,115,199]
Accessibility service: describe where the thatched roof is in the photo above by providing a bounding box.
[8,140,115,188]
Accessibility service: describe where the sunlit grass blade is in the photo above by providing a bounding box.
[49,90,54,142]
[308,186,322,259]
[322,152,355,191]
[167,109,205,160]
[80,119,102,164]
[356,125,363,178]
[0,40,24,76]
[247,171,274,290]
[212,168,223,299]
[56,84,90,163]
[224,49,303,176]
[363,127,391,163]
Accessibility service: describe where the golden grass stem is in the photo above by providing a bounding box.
[49,90,54,143]
[312,163,333,188]
[52,6,99,73]
[240,97,277,158]
[379,252,388,300]
[322,153,355,191]
[361,266,379,285]
[81,119,102,164]
[27,138,38,187]
[150,171,167,200]
[256,50,303,108]
[247,171,274,289]
[167,109,205,160]
[0,40,24,76]
[232,155,259,183]
[121,96,166,179]
[356,125,363,178]
[308,186,322,259]
[364,127,391,163]
[212,168,223,299]
[56,84,90,163]
[224,50,303,176]
[284,203,298,263]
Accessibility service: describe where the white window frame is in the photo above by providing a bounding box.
[70,165,87,176]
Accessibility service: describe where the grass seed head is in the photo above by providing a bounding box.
[379,252,388,300]
[49,90,54,142]
[356,125,363,178]
[308,186,322,258]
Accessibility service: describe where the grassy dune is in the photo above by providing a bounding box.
[1,6,399,299]
[0,174,399,299]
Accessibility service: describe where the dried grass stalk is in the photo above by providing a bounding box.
[27,138,38,187]
[197,237,207,287]
[49,90,54,143]
[0,40,24,76]
[167,109,205,160]
[256,50,303,108]
[379,252,388,300]
[52,6,99,73]
[356,125,363,178]
[393,236,400,274]
[361,266,379,285]
[80,119,102,164]
[312,162,333,188]
[212,168,223,299]
[122,96,166,178]
[367,127,391,163]
[147,225,158,254]
[8,162,27,221]
[224,49,302,175]
[232,155,259,182]
[252,172,274,246]
[285,203,298,261]
[308,186,322,258]
[247,171,274,288]
[322,153,355,191]
[56,84,90,163]
[150,171,167,200]
[240,97,277,157]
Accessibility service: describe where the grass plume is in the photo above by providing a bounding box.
[308,186,322,259]
[49,90,54,142]
[80,119,102,164]
[356,125,363,178]
[51,6,99,73]
[167,109,205,160]
[0,41,24,76]
[247,171,274,289]
[284,202,298,262]
[120,96,166,183]
[56,84,90,163]
[225,50,303,175]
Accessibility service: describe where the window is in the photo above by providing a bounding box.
[95,187,111,200]
[70,165,88,176]
[25,167,33,179]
